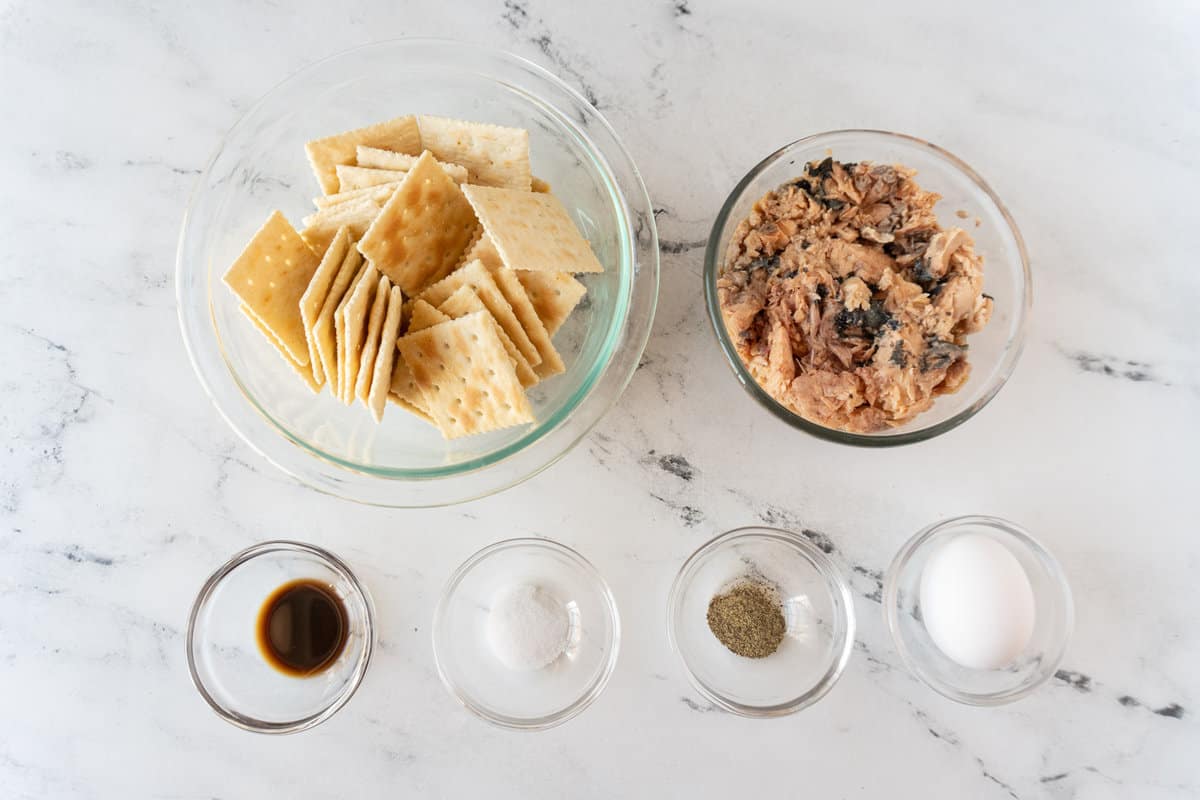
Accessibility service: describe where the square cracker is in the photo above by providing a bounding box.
[358,151,478,296]
[355,275,392,403]
[417,116,531,190]
[408,298,451,333]
[356,146,469,182]
[339,262,378,404]
[515,270,588,336]
[223,210,321,365]
[488,263,564,379]
[438,286,538,388]
[368,285,405,422]
[335,164,410,192]
[397,311,533,439]
[461,185,603,274]
[299,226,351,385]
[416,259,540,368]
[313,244,363,396]
[305,115,420,195]
[240,304,320,393]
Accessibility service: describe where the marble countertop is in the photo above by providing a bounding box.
[3,0,1197,797]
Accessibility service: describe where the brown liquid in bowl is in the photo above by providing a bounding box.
[256,579,348,677]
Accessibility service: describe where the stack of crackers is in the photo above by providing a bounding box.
[223,115,599,439]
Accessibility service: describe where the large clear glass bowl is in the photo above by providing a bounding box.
[703,130,1030,446]
[177,40,658,505]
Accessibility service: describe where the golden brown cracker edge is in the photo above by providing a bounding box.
[223,210,321,365]
[355,275,392,403]
[368,285,405,422]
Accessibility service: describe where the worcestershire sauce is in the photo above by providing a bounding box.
[256,579,348,677]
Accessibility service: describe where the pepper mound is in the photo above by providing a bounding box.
[706,580,786,659]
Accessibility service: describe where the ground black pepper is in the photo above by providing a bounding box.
[706,580,786,659]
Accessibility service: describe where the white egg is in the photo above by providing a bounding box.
[919,533,1036,670]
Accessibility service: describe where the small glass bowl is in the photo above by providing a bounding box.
[176,39,659,506]
[667,527,856,717]
[432,538,620,730]
[883,515,1073,705]
[703,130,1031,446]
[187,541,375,733]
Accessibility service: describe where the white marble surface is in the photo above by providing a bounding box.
[2,0,1198,797]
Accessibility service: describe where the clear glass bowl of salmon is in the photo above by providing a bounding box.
[703,130,1030,446]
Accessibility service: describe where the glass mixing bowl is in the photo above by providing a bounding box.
[432,538,620,730]
[703,130,1030,446]
[667,527,856,717]
[177,40,658,505]
[883,515,1074,705]
[186,541,375,733]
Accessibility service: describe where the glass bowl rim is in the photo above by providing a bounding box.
[176,37,659,506]
[666,525,857,718]
[702,128,1033,447]
[185,539,376,734]
[431,536,621,731]
[882,514,1075,706]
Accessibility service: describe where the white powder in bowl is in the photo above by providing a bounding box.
[486,584,570,671]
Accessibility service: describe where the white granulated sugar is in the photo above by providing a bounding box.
[486,584,570,671]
